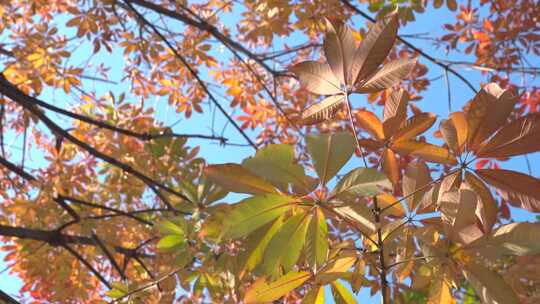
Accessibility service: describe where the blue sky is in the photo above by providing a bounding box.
[1,2,539,303]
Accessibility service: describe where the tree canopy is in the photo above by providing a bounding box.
[0,0,539,303]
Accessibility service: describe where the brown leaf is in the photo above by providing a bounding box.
[464,172,497,233]
[382,148,400,186]
[355,109,385,140]
[383,89,408,137]
[301,95,345,125]
[393,112,436,142]
[351,13,399,84]
[324,19,356,85]
[476,168,540,212]
[356,58,417,93]
[402,159,431,211]
[439,188,483,244]
[205,163,277,194]
[393,140,457,164]
[290,61,342,95]
[466,83,517,150]
[476,113,540,158]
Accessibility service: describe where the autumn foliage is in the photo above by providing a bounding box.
[0,1,539,303]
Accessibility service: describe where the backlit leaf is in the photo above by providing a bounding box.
[205,163,276,194]
[301,95,345,125]
[307,131,355,185]
[332,167,392,197]
[463,262,519,304]
[393,112,436,142]
[356,58,417,93]
[392,140,457,164]
[290,61,342,95]
[244,271,310,303]
[324,19,356,85]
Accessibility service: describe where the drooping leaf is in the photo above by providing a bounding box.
[262,213,311,276]
[301,95,345,125]
[307,132,355,185]
[467,222,540,257]
[243,144,316,194]
[302,286,325,304]
[290,61,342,95]
[462,262,519,304]
[392,140,457,164]
[476,168,540,212]
[439,118,459,154]
[402,160,431,211]
[383,89,408,137]
[244,271,311,303]
[393,112,437,142]
[356,58,417,93]
[428,276,453,304]
[205,163,276,194]
[464,172,497,233]
[381,148,400,185]
[476,113,540,158]
[351,13,399,84]
[224,194,296,239]
[324,19,356,85]
[306,208,329,268]
[355,110,385,140]
[332,167,392,198]
[331,280,357,304]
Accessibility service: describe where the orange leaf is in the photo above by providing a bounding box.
[392,113,436,142]
[393,140,457,164]
[356,110,385,140]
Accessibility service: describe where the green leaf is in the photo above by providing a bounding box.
[243,144,316,194]
[157,235,185,250]
[262,213,311,277]
[306,208,329,268]
[204,163,276,194]
[463,262,519,304]
[239,216,285,275]
[331,280,356,304]
[244,271,311,303]
[332,168,391,198]
[157,220,185,236]
[307,132,355,185]
[224,194,295,239]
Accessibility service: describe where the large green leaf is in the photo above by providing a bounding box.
[224,194,296,239]
[332,168,391,198]
[307,132,355,185]
[306,208,329,268]
[463,262,519,304]
[238,216,285,276]
[244,271,311,303]
[243,144,317,194]
[262,213,311,277]
[204,163,276,194]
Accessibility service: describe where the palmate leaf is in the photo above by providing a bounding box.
[224,194,296,239]
[243,144,317,195]
[467,222,540,258]
[440,111,468,155]
[476,113,540,158]
[462,262,519,304]
[301,95,345,125]
[476,168,540,212]
[332,167,392,198]
[244,271,311,303]
[324,18,356,85]
[306,208,329,268]
[306,131,355,185]
[383,88,408,137]
[402,160,431,211]
[289,61,341,95]
[356,58,417,93]
[351,13,399,85]
[315,254,356,285]
[262,213,311,277]
[301,286,325,304]
[204,163,276,194]
[381,148,400,185]
[439,188,483,244]
[331,280,356,304]
[466,83,517,150]
[392,112,436,142]
[392,140,457,164]
[355,110,385,140]
[464,172,497,233]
